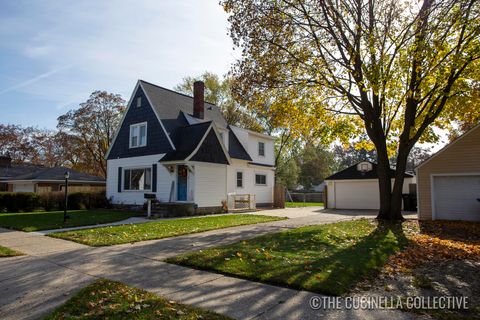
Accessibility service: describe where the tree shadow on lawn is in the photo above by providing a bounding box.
[315,221,410,295]
[172,220,411,296]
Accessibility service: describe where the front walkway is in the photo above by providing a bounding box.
[0,209,417,320]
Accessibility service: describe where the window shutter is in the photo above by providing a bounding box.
[152,164,157,192]
[118,167,122,193]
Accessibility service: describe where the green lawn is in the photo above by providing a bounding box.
[167,219,410,296]
[45,279,230,320]
[0,245,22,257]
[0,210,141,232]
[50,214,286,246]
[285,201,324,208]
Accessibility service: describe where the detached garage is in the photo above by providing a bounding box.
[325,161,415,210]
[417,123,480,221]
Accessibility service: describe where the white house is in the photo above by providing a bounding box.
[105,80,275,212]
[325,161,416,210]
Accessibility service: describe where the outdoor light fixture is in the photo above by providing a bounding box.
[64,171,70,223]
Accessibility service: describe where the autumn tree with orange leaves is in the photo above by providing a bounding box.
[222,0,480,220]
[57,91,125,177]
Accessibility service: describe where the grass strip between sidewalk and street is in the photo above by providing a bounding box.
[49,214,286,246]
[45,279,231,320]
[167,219,410,296]
[0,245,23,257]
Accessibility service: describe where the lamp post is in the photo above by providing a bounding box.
[64,171,70,223]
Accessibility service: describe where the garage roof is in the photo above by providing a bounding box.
[325,161,414,180]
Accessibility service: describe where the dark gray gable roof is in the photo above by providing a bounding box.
[12,166,105,182]
[228,126,252,161]
[160,122,212,161]
[140,80,228,128]
[0,164,45,180]
[325,161,414,180]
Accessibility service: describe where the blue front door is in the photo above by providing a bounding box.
[177,165,188,201]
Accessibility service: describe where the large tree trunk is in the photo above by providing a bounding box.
[375,146,394,219]
[376,141,413,220]
[372,130,409,220]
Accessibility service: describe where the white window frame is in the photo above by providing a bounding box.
[236,170,244,188]
[129,122,147,148]
[258,141,265,157]
[136,96,142,108]
[255,173,267,186]
[123,166,152,191]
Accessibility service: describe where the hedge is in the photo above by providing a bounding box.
[0,191,110,213]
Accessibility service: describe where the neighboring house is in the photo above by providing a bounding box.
[0,156,105,193]
[311,182,326,192]
[105,80,275,211]
[416,123,480,221]
[325,161,415,210]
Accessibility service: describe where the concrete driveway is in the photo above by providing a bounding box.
[251,206,418,221]
[0,208,417,320]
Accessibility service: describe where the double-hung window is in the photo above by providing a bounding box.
[130,122,147,148]
[124,167,151,190]
[236,171,244,188]
[255,174,267,186]
[258,141,265,156]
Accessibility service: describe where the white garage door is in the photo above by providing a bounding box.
[335,181,380,210]
[13,183,34,192]
[433,175,480,221]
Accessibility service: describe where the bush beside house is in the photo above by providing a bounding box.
[0,191,110,212]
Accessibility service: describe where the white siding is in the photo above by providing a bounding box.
[194,163,227,207]
[326,178,414,210]
[107,154,171,205]
[230,126,275,166]
[12,183,35,193]
[226,160,274,204]
[247,136,274,165]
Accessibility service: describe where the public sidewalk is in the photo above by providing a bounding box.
[0,228,86,255]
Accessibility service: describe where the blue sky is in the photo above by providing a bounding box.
[0,0,236,129]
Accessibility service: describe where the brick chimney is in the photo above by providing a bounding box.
[193,81,204,119]
[0,155,12,167]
